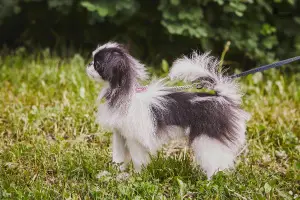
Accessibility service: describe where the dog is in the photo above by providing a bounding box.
[86,42,250,178]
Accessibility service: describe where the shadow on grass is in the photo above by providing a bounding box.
[141,152,206,183]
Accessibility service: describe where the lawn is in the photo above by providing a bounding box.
[0,50,299,199]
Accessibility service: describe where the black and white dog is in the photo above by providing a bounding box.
[86,42,250,178]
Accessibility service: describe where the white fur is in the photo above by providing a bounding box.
[112,131,130,171]
[96,80,173,153]
[126,139,150,172]
[127,54,149,81]
[169,52,242,104]
[191,109,248,178]
[92,42,119,56]
[192,135,237,178]
[86,62,102,82]
[96,84,109,103]
[170,52,218,82]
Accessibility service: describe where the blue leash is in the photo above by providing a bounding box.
[230,56,300,79]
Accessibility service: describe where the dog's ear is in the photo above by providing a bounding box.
[106,52,131,89]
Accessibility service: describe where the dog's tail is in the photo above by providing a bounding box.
[169,52,242,104]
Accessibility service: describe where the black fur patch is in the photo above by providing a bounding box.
[93,46,133,106]
[151,92,240,144]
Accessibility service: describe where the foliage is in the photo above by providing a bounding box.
[0,50,299,199]
[0,0,300,66]
[0,0,20,24]
[80,0,139,24]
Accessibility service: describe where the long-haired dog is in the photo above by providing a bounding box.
[86,42,250,178]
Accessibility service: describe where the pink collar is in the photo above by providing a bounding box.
[135,86,148,93]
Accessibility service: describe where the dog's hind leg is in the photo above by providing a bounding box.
[126,139,150,172]
[112,130,131,171]
[191,135,237,179]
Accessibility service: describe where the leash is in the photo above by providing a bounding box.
[136,56,300,92]
[136,82,202,92]
[230,56,300,79]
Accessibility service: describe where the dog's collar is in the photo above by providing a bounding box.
[136,86,148,93]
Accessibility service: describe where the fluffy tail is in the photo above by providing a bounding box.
[169,52,242,104]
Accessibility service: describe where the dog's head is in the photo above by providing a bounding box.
[86,42,148,89]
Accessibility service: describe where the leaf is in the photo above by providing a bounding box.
[260,24,276,36]
[262,36,278,49]
[170,0,180,6]
[97,7,109,17]
[214,0,224,5]
[264,183,272,194]
[79,87,85,98]
[161,59,169,73]
[294,17,300,25]
[288,0,295,5]
[235,10,243,17]
[13,6,21,14]
[177,178,187,199]
[81,1,97,12]
[295,161,300,170]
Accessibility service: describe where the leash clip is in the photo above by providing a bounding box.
[195,83,203,89]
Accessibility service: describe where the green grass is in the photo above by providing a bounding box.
[0,50,299,199]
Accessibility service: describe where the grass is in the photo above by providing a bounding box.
[0,50,299,199]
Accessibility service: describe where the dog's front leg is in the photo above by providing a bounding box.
[112,130,130,171]
[126,139,150,172]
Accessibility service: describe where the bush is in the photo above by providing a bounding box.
[0,0,300,67]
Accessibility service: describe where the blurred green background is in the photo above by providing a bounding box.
[1,0,300,68]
